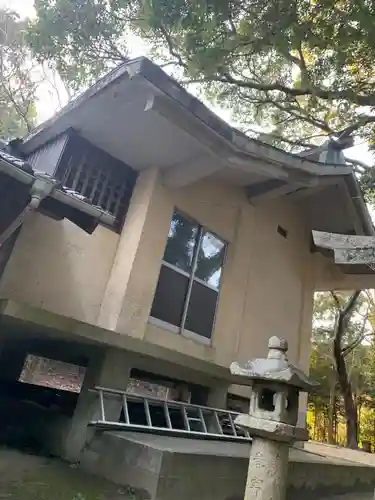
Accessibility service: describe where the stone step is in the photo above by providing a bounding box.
[80,432,375,500]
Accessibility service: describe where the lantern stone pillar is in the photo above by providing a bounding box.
[230,336,316,500]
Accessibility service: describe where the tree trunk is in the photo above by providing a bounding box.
[332,290,361,450]
[334,342,358,449]
[327,385,336,444]
[334,348,358,448]
[357,400,362,433]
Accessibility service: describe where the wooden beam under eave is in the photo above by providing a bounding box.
[246,179,300,203]
[162,154,219,188]
[288,176,342,202]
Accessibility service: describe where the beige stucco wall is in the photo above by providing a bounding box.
[313,251,375,291]
[98,170,315,391]
[0,213,119,325]
[0,169,316,390]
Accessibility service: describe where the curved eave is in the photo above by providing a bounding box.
[19,57,372,238]
[22,57,352,181]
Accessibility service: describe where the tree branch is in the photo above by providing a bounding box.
[342,291,362,318]
[269,97,333,134]
[216,72,375,107]
[158,25,188,70]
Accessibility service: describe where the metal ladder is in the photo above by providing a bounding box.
[89,386,251,442]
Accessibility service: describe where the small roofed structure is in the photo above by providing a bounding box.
[230,336,317,392]
[231,337,317,500]
[231,336,316,437]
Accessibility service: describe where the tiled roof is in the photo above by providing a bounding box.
[0,146,115,233]
[0,149,34,173]
[0,148,95,205]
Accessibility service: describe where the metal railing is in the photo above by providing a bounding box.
[89,386,251,442]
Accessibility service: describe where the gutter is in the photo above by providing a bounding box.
[0,156,115,233]
[0,175,55,246]
[344,174,375,236]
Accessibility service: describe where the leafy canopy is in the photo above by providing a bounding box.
[28,0,375,151]
[0,9,37,139]
[28,0,131,91]
[311,291,375,412]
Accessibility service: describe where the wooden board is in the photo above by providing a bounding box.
[312,230,375,265]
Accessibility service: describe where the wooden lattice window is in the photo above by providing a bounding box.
[55,134,137,230]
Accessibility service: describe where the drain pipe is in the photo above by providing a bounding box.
[0,175,57,247]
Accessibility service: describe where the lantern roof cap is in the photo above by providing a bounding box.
[230,336,317,391]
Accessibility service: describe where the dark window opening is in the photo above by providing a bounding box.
[121,370,210,427]
[0,353,84,453]
[128,369,208,404]
[259,389,276,412]
[150,210,226,340]
[54,133,137,231]
[227,394,250,414]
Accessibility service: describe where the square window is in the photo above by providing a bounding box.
[151,211,226,341]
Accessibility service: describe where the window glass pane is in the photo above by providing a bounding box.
[195,231,226,289]
[163,212,199,272]
[184,281,219,339]
[150,265,189,327]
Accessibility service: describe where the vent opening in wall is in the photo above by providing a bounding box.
[277,225,288,238]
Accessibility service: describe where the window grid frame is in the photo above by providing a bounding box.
[150,211,227,342]
[55,133,137,232]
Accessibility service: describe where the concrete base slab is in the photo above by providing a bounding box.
[80,432,375,500]
[304,441,375,467]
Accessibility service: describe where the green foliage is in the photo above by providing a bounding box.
[359,169,375,208]
[0,102,36,140]
[28,0,375,149]
[309,291,375,445]
[28,0,132,92]
[312,292,374,396]
[0,9,37,139]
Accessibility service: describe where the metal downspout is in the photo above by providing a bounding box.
[0,175,57,247]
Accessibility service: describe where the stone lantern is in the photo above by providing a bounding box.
[230,336,316,500]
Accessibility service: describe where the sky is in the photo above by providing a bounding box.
[2,0,373,166]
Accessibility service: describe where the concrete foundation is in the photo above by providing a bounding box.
[60,348,132,460]
[80,432,375,500]
[206,385,229,408]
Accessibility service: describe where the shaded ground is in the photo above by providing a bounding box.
[0,448,149,500]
